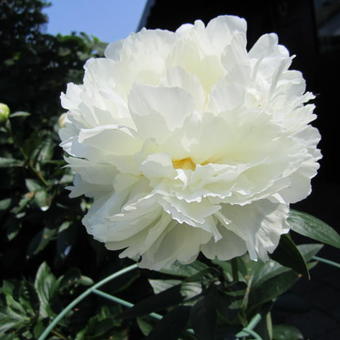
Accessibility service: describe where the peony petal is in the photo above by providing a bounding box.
[77,125,141,156]
[104,39,124,61]
[66,157,115,186]
[220,198,287,260]
[254,196,289,259]
[67,175,111,198]
[206,15,247,50]
[106,211,171,254]
[166,67,205,109]
[202,225,247,260]
[138,221,211,270]
[140,153,176,179]
[87,194,162,243]
[249,33,289,60]
[158,196,222,240]
[210,76,245,112]
[128,84,194,142]
[60,83,83,111]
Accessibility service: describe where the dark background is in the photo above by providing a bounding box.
[141,0,340,338]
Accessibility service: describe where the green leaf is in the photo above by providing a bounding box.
[212,259,233,281]
[10,111,31,118]
[0,157,23,167]
[75,305,126,339]
[5,295,27,317]
[155,260,214,290]
[225,282,247,298]
[85,319,120,338]
[273,324,303,340]
[0,198,11,211]
[58,267,93,291]
[75,328,86,340]
[25,179,43,192]
[33,320,46,338]
[78,275,94,286]
[214,292,239,324]
[137,317,154,336]
[58,268,82,291]
[18,280,39,316]
[253,243,323,288]
[181,282,202,300]
[4,216,22,241]
[122,285,184,319]
[11,194,32,214]
[0,282,32,333]
[297,243,323,262]
[270,234,309,278]
[149,279,202,300]
[22,135,43,160]
[145,306,191,340]
[0,310,30,333]
[34,262,58,318]
[252,261,290,289]
[36,137,54,162]
[289,210,340,249]
[190,287,217,340]
[34,190,51,211]
[58,221,72,233]
[248,270,299,310]
[160,260,209,278]
[1,280,15,296]
[0,334,21,340]
[149,279,181,295]
[27,227,57,258]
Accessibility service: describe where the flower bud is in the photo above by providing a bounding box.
[0,103,10,123]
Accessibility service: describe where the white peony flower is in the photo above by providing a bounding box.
[59,15,321,270]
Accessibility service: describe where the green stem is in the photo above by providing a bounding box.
[240,328,263,340]
[29,161,49,187]
[313,256,340,269]
[231,258,239,282]
[38,263,138,340]
[236,313,262,339]
[92,288,163,320]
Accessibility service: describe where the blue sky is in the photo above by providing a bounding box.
[43,0,148,43]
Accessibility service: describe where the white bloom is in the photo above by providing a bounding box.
[59,16,321,270]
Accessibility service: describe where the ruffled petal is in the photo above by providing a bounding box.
[219,198,289,260]
[128,84,194,142]
[202,225,247,261]
[138,221,211,270]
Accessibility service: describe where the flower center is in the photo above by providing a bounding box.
[172,157,196,171]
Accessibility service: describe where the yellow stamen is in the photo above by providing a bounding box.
[200,160,211,166]
[172,157,196,171]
